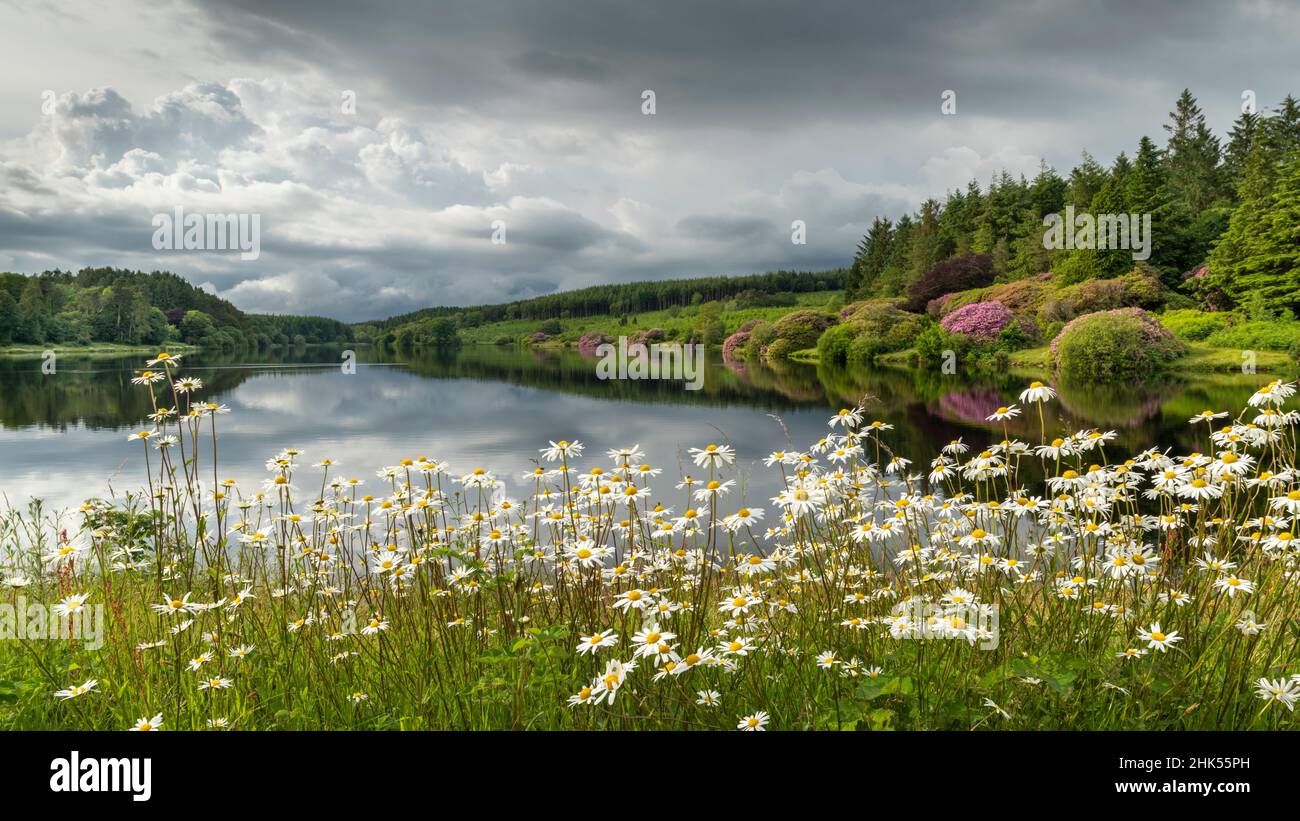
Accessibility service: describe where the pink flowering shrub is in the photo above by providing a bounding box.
[629,327,666,346]
[577,332,612,358]
[722,330,751,362]
[940,301,1014,342]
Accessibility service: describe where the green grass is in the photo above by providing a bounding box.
[1004,344,1294,374]
[0,342,199,358]
[457,291,840,345]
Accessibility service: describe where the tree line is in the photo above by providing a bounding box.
[844,90,1300,314]
[361,269,845,335]
[0,267,353,349]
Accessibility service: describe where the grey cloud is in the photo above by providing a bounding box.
[508,49,609,83]
[676,214,776,243]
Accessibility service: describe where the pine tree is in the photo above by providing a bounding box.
[1223,108,1260,189]
[1124,135,1191,281]
[876,214,915,297]
[1261,94,1300,159]
[1068,152,1108,209]
[1028,161,1067,217]
[1205,142,1284,308]
[1054,177,1134,283]
[1109,152,1132,196]
[1218,152,1300,313]
[1164,89,1224,214]
[1007,208,1054,279]
[846,216,893,300]
[907,199,951,287]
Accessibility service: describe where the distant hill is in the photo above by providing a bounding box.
[360,269,845,332]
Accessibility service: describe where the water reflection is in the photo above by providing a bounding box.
[0,344,1276,509]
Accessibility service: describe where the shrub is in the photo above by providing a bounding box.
[815,323,857,363]
[820,302,927,365]
[744,321,775,359]
[985,279,1053,316]
[722,330,751,362]
[936,288,985,318]
[940,301,1014,342]
[764,337,801,361]
[577,332,612,357]
[1117,266,1168,308]
[1158,309,1233,342]
[1051,308,1188,382]
[630,327,666,346]
[537,318,562,336]
[904,253,995,312]
[1040,267,1168,324]
[926,293,953,319]
[770,309,834,350]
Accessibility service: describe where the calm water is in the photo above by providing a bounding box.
[0,344,1273,511]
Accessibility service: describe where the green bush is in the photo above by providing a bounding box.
[1052,308,1188,382]
[1203,320,1300,352]
[764,337,801,361]
[816,323,857,363]
[1158,309,1234,342]
[820,301,927,365]
[770,309,833,349]
[744,321,775,359]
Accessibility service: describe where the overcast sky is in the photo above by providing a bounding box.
[1,0,1297,321]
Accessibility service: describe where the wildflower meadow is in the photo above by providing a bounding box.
[2,352,1299,731]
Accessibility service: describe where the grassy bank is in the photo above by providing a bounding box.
[0,342,199,358]
[458,290,840,346]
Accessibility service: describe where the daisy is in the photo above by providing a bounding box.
[198,677,233,691]
[1270,489,1300,516]
[128,713,164,731]
[54,679,98,700]
[577,629,619,655]
[696,690,721,707]
[151,592,194,616]
[986,405,1021,422]
[52,593,90,617]
[1255,678,1298,711]
[829,407,864,428]
[1019,381,1056,404]
[1137,622,1182,653]
[1214,575,1254,597]
[539,439,584,462]
[689,443,735,468]
[737,710,770,731]
[591,659,635,705]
